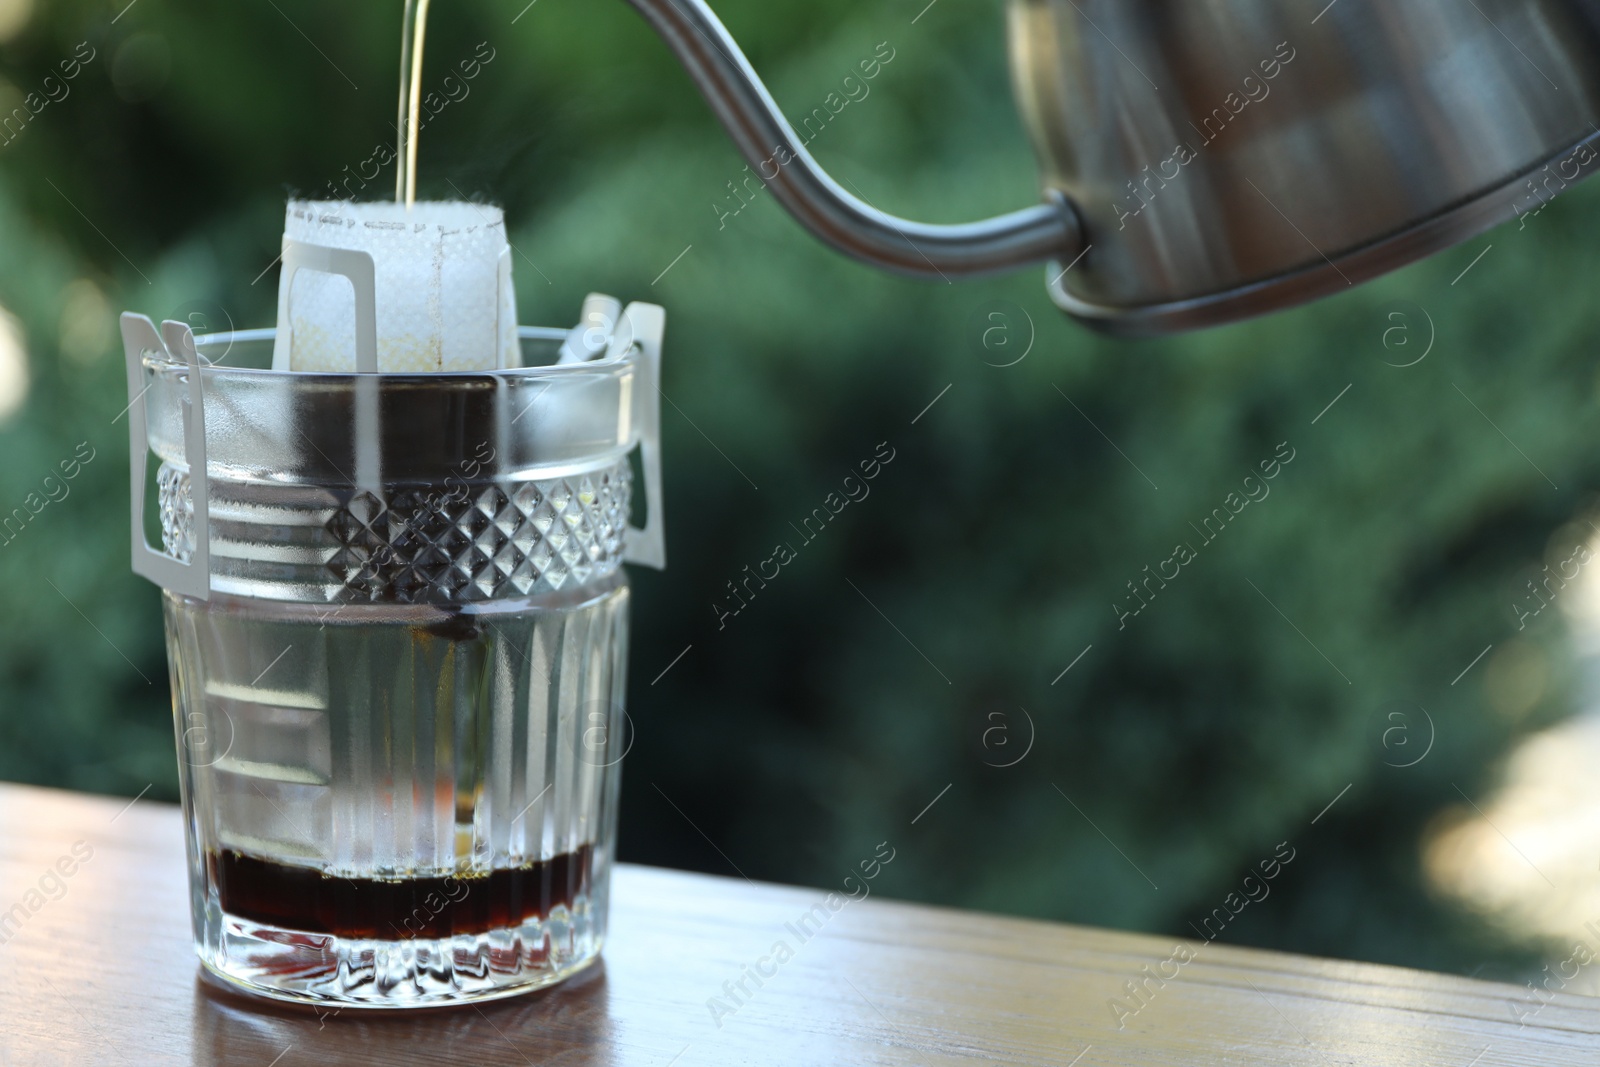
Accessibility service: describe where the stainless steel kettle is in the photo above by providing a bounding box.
[626,0,1600,334]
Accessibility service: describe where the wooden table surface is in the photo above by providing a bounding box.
[0,782,1594,1066]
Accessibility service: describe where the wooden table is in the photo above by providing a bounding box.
[0,782,1594,1065]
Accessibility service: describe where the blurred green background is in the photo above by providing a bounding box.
[1,0,1596,990]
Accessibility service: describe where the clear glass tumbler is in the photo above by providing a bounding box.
[122,316,663,1007]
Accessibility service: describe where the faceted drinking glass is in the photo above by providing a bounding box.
[128,326,657,1007]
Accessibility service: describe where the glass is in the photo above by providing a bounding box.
[128,326,656,1007]
[167,580,628,1006]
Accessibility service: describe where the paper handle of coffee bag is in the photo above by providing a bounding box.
[615,303,667,570]
[272,240,382,493]
[122,313,212,600]
[272,240,379,374]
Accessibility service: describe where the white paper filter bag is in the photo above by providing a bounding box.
[271,200,518,372]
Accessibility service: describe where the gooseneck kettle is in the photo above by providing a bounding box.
[626,0,1600,334]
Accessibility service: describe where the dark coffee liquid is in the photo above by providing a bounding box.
[209,845,594,940]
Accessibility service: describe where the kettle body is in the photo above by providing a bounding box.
[1009,0,1600,331]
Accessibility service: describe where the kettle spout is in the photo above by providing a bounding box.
[623,0,1081,279]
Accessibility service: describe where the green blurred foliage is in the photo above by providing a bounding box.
[0,0,1594,986]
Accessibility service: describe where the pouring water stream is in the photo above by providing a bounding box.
[395,0,432,207]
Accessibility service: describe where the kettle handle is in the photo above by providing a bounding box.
[624,0,1082,279]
